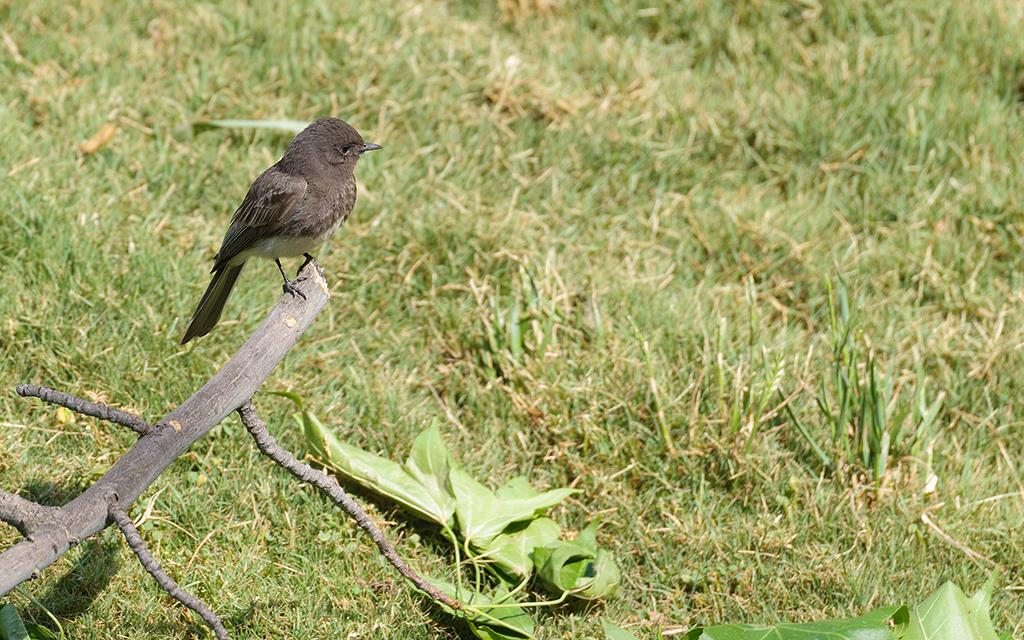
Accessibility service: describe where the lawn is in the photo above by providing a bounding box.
[2,0,1023,637]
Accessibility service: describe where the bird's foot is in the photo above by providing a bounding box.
[282,279,307,300]
[296,253,322,278]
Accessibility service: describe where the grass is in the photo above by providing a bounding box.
[2,0,1024,637]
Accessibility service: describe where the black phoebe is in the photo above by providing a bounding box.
[180,117,380,344]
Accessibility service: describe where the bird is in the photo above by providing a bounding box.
[180,117,380,344]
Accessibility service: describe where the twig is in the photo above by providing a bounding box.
[108,500,227,640]
[16,384,155,436]
[0,491,56,537]
[236,401,461,611]
[0,261,330,597]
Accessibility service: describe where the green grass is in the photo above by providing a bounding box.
[2,0,1024,637]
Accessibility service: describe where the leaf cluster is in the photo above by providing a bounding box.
[277,393,619,639]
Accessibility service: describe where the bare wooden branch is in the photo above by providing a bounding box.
[0,491,57,537]
[237,401,461,610]
[0,261,330,596]
[16,384,156,436]
[109,500,227,640]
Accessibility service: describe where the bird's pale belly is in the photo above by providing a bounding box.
[233,200,351,264]
[241,233,324,260]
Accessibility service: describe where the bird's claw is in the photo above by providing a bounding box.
[282,279,307,300]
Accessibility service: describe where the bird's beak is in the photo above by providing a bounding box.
[360,143,382,154]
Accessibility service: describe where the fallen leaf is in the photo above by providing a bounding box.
[79,123,118,154]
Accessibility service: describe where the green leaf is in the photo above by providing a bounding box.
[903,579,1001,640]
[533,541,587,592]
[451,468,575,546]
[480,517,561,578]
[533,522,620,599]
[575,519,599,550]
[427,579,534,640]
[267,390,304,407]
[577,549,621,599]
[496,476,542,500]
[403,421,457,526]
[683,606,907,640]
[268,391,323,459]
[0,604,29,640]
[602,621,641,640]
[304,415,453,525]
[193,118,309,133]
[290,396,456,525]
[24,625,59,640]
[301,408,329,462]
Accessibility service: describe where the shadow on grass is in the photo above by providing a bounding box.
[18,535,122,632]
[17,478,90,508]
[39,537,122,620]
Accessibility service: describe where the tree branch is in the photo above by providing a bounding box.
[0,491,57,537]
[0,261,330,597]
[16,384,155,436]
[237,402,461,610]
[109,500,228,640]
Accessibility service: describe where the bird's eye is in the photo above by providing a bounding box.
[342,145,356,155]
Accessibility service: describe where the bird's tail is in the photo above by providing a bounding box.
[180,263,245,344]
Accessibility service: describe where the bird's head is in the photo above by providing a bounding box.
[286,117,381,170]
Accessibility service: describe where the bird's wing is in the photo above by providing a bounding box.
[212,168,308,270]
